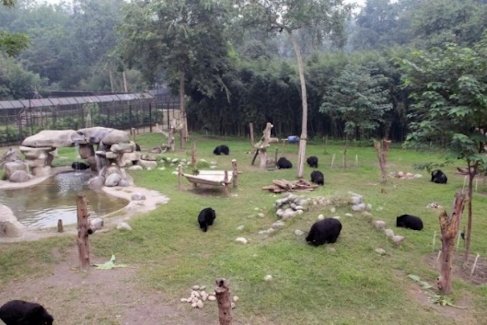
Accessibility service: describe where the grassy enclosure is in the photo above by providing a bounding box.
[1,133,487,324]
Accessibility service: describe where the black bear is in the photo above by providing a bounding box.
[198,207,216,232]
[396,214,423,231]
[306,218,342,246]
[277,157,293,169]
[431,169,447,184]
[71,161,90,170]
[310,170,324,185]
[0,300,54,325]
[135,143,141,152]
[213,145,230,155]
[306,156,318,168]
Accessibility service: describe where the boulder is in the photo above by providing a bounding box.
[101,129,130,145]
[77,127,113,144]
[138,159,158,169]
[105,173,122,187]
[9,170,32,183]
[4,161,28,180]
[78,143,95,159]
[119,152,141,167]
[0,204,25,237]
[111,142,136,154]
[21,130,79,148]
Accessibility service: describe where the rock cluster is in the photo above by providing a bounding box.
[180,285,238,310]
[389,171,422,180]
[372,219,405,246]
[275,193,310,220]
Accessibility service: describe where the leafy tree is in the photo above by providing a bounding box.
[0,53,44,99]
[236,0,352,178]
[0,0,29,56]
[120,0,230,146]
[320,62,393,140]
[401,38,487,261]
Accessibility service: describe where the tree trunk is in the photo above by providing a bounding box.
[122,70,128,92]
[287,30,307,179]
[179,70,188,148]
[373,139,391,183]
[438,192,466,294]
[215,278,232,325]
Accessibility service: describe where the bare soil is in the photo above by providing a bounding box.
[0,244,218,325]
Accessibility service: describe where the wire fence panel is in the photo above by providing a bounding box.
[0,93,179,146]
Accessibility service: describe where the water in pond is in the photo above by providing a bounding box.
[0,171,127,229]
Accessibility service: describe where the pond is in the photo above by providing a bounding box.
[0,171,128,229]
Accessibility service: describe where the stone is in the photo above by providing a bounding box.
[231,302,236,309]
[345,213,353,217]
[330,207,336,213]
[89,218,104,232]
[138,159,158,169]
[21,130,80,148]
[110,142,136,153]
[3,161,28,180]
[9,170,31,183]
[272,220,286,229]
[257,212,265,218]
[294,229,304,236]
[196,300,204,309]
[264,274,273,281]
[392,235,405,245]
[233,296,239,302]
[119,152,141,167]
[317,214,325,220]
[207,295,216,301]
[236,225,244,231]
[105,173,122,187]
[131,193,146,201]
[384,228,394,238]
[235,237,248,244]
[375,248,386,255]
[192,285,200,290]
[78,143,95,159]
[88,176,105,190]
[0,204,25,237]
[116,222,132,231]
[128,165,144,171]
[373,220,386,230]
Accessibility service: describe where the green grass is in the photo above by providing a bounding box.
[1,133,487,324]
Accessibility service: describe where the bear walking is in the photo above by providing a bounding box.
[396,214,423,231]
[306,218,342,246]
[198,208,216,232]
[0,300,54,325]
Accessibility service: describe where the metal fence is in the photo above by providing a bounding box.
[0,92,180,146]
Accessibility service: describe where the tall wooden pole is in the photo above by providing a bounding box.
[76,194,91,270]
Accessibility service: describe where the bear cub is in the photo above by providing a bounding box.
[306,156,318,168]
[310,170,324,185]
[396,214,423,231]
[213,145,230,155]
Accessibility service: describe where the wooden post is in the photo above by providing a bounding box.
[178,165,183,190]
[249,122,254,146]
[437,192,466,294]
[374,139,391,184]
[231,159,238,188]
[215,278,232,325]
[76,194,91,270]
[224,170,229,195]
[131,127,136,142]
[191,143,197,168]
[57,219,63,233]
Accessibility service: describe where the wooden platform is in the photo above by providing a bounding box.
[182,170,233,187]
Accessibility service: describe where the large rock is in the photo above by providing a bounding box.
[119,152,141,167]
[105,173,122,187]
[0,204,25,237]
[3,161,28,179]
[77,127,113,144]
[21,130,79,148]
[9,170,32,183]
[111,142,136,154]
[101,129,130,145]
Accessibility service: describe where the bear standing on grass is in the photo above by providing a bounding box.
[277,157,293,169]
[306,156,318,168]
[198,207,216,232]
[310,170,324,185]
[0,300,54,325]
[306,218,342,246]
[431,169,447,184]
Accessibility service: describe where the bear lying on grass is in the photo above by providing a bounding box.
[277,157,292,169]
[306,218,342,246]
[0,300,54,325]
[198,207,216,232]
[396,214,423,231]
[213,145,230,155]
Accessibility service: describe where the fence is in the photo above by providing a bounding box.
[0,92,180,146]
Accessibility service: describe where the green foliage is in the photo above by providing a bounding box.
[0,53,44,99]
[0,30,28,56]
[320,62,393,139]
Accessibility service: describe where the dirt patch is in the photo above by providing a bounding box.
[425,252,487,285]
[0,244,217,324]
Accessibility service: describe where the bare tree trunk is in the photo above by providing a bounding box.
[179,70,188,148]
[122,70,128,92]
[438,192,466,294]
[288,30,307,179]
[76,194,91,270]
[215,278,232,325]
[108,69,115,93]
[373,138,391,183]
